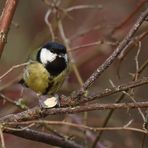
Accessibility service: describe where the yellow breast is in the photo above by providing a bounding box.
[23,62,49,94]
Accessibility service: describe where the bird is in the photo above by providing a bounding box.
[22,41,69,107]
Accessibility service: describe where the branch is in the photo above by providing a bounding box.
[0,76,147,122]
[73,76,148,105]
[73,7,148,98]
[92,47,148,147]
[66,4,102,12]
[63,76,148,106]
[4,120,148,136]
[5,128,82,148]
[0,0,18,58]
[1,100,148,123]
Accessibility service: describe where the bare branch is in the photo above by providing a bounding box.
[0,76,147,123]
[70,77,148,105]
[0,62,29,81]
[66,4,102,12]
[0,0,18,58]
[0,126,5,148]
[4,120,148,136]
[1,100,148,123]
[5,128,82,148]
[71,40,117,52]
[44,9,55,41]
[73,8,148,98]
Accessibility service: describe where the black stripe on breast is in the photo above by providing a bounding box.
[43,81,54,95]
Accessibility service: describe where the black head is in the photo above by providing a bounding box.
[37,41,68,76]
[42,42,67,54]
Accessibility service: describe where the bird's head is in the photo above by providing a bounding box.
[37,42,68,76]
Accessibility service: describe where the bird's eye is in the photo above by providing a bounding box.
[50,49,54,52]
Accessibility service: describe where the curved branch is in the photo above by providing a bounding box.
[5,128,82,148]
[0,0,18,58]
[73,7,148,98]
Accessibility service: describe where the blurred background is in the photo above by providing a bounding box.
[0,0,148,148]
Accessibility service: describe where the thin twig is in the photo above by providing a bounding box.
[4,123,35,131]
[123,91,145,122]
[0,74,22,91]
[135,41,142,79]
[120,42,146,122]
[0,62,29,81]
[43,124,65,138]
[58,20,84,86]
[141,134,146,148]
[0,93,28,110]
[92,93,125,148]
[69,25,101,41]
[117,31,148,78]
[133,41,147,148]
[4,120,148,136]
[4,123,35,132]
[92,42,148,148]
[71,40,117,52]
[138,59,148,74]
[66,4,102,12]
[44,9,55,41]
[70,76,148,105]
[0,126,5,148]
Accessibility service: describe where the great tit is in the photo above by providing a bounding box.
[22,41,69,106]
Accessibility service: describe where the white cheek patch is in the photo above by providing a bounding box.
[40,48,57,64]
